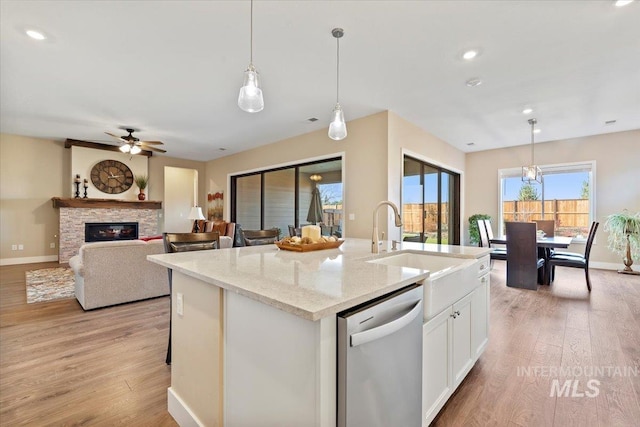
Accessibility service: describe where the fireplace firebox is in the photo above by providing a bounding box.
[85,222,139,242]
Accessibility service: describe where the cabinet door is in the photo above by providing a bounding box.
[451,293,473,388]
[422,308,452,427]
[471,274,490,359]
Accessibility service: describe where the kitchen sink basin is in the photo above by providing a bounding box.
[367,252,478,320]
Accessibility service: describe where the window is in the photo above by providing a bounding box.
[402,156,460,245]
[499,161,595,240]
[231,158,343,237]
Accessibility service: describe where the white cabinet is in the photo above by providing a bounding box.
[422,257,490,427]
[452,293,473,388]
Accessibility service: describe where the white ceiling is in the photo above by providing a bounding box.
[2,1,639,162]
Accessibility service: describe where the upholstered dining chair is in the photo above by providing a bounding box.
[478,219,506,262]
[162,231,221,364]
[506,222,545,290]
[548,221,599,291]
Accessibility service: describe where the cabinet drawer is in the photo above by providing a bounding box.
[476,256,490,277]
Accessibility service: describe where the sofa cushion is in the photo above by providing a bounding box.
[170,241,218,252]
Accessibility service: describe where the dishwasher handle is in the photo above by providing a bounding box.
[350,299,422,347]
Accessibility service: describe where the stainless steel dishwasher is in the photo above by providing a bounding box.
[337,284,423,427]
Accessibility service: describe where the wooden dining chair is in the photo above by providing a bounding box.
[548,222,599,291]
[162,231,221,364]
[506,222,545,290]
[534,219,555,237]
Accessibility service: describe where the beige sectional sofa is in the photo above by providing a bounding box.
[69,239,169,310]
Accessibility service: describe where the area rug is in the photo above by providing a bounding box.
[25,267,75,304]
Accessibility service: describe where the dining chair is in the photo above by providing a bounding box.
[506,222,545,290]
[478,219,506,262]
[534,219,555,237]
[162,231,221,365]
[548,221,599,291]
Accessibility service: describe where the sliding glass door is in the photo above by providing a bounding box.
[231,157,342,237]
[403,156,460,245]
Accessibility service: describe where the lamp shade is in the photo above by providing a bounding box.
[119,144,130,153]
[130,145,142,155]
[328,104,347,140]
[188,206,205,221]
[238,64,264,113]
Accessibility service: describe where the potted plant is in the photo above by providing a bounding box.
[134,174,149,200]
[604,210,640,274]
[468,214,492,246]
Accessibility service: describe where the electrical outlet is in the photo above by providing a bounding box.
[11,244,17,251]
[50,242,56,249]
[176,292,184,316]
[18,244,24,251]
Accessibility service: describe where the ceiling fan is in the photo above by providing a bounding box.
[105,128,166,154]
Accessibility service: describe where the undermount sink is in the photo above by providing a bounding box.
[367,252,478,320]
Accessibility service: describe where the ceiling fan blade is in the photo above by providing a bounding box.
[139,140,164,145]
[141,145,167,153]
[105,132,127,143]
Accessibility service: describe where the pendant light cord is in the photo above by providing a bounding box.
[336,37,340,104]
[250,0,253,64]
[529,118,537,164]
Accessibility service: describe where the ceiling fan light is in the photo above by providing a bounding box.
[130,145,142,155]
[119,144,130,153]
[328,104,347,141]
[238,64,264,113]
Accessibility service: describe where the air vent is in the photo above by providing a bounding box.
[605,120,617,125]
[307,117,319,122]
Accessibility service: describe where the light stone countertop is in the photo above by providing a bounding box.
[147,238,492,321]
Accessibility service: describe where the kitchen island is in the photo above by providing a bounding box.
[148,238,491,427]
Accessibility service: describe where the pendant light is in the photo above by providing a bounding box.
[522,118,542,183]
[328,28,347,140]
[238,0,264,113]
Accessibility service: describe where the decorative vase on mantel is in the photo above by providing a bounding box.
[134,174,149,202]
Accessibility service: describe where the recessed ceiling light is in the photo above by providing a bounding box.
[25,29,46,40]
[466,142,476,146]
[614,0,634,7]
[465,78,482,87]
[522,108,533,115]
[307,117,319,123]
[462,50,478,60]
[533,129,541,134]
[605,119,617,125]
[219,148,227,151]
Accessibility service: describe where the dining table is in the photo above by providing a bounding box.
[490,235,573,285]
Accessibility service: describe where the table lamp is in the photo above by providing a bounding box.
[188,206,206,232]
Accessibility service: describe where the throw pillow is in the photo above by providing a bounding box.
[170,241,217,252]
[140,235,163,242]
[212,221,227,236]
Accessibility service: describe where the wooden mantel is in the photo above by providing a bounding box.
[52,197,162,210]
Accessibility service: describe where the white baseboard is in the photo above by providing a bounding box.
[167,387,203,427]
[0,255,58,266]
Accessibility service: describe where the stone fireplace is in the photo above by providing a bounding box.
[52,198,162,263]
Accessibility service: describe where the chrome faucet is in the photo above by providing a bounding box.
[372,201,403,254]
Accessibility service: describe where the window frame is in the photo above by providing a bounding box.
[497,160,596,243]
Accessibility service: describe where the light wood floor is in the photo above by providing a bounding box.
[1,261,639,426]
[0,262,177,426]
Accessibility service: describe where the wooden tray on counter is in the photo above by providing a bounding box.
[275,240,344,252]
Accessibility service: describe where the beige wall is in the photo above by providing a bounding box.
[465,129,640,267]
[0,133,206,265]
[206,112,389,239]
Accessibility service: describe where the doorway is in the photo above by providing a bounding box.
[164,166,199,232]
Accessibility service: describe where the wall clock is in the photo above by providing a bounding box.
[90,160,134,194]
